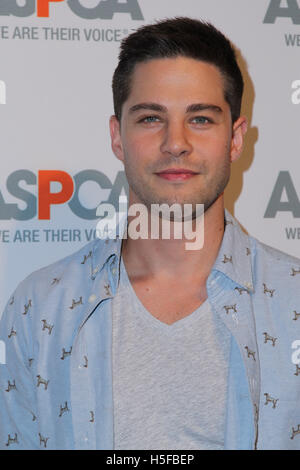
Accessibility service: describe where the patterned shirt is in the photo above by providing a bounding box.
[0,210,300,450]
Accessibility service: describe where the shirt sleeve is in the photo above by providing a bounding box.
[0,285,39,450]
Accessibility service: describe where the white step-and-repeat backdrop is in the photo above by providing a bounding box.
[1,0,300,314]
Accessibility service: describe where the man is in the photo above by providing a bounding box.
[1,17,300,451]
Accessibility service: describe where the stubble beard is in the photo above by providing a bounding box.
[124,152,231,222]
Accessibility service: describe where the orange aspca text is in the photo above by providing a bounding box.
[37,0,64,17]
[38,170,74,219]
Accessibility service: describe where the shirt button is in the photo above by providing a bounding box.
[88,294,96,303]
[111,267,117,275]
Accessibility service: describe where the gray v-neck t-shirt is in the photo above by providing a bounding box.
[112,256,231,450]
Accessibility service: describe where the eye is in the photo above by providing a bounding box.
[138,115,161,123]
[191,116,212,124]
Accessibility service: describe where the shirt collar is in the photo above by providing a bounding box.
[91,219,127,280]
[91,209,254,293]
[212,209,254,292]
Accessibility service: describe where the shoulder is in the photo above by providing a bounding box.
[226,209,300,270]
[2,237,110,315]
[0,237,114,348]
[250,235,300,271]
[21,239,99,290]
[248,235,300,295]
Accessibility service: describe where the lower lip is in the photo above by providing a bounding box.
[156,173,197,181]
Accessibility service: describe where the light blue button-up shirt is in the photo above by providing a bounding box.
[1,210,300,450]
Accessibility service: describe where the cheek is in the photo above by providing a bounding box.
[209,129,231,153]
[124,134,157,166]
[194,135,229,161]
[195,136,231,175]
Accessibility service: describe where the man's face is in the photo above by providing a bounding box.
[110,56,247,216]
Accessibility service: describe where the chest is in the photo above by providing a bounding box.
[129,278,207,325]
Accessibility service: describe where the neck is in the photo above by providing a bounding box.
[121,197,225,284]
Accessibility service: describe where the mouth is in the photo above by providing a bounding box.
[155,168,199,181]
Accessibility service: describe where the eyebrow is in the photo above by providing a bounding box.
[128,102,223,114]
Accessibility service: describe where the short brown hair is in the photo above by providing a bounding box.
[112,17,244,124]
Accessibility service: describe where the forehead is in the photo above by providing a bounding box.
[124,56,227,110]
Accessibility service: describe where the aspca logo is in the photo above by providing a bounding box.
[264,0,300,25]
[0,80,6,104]
[264,171,300,218]
[0,169,128,220]
[0,0,144,20]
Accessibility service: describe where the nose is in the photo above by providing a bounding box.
[160,120,192,158]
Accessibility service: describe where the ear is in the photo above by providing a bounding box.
[230,116,248,163]
[109,115,124,163]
